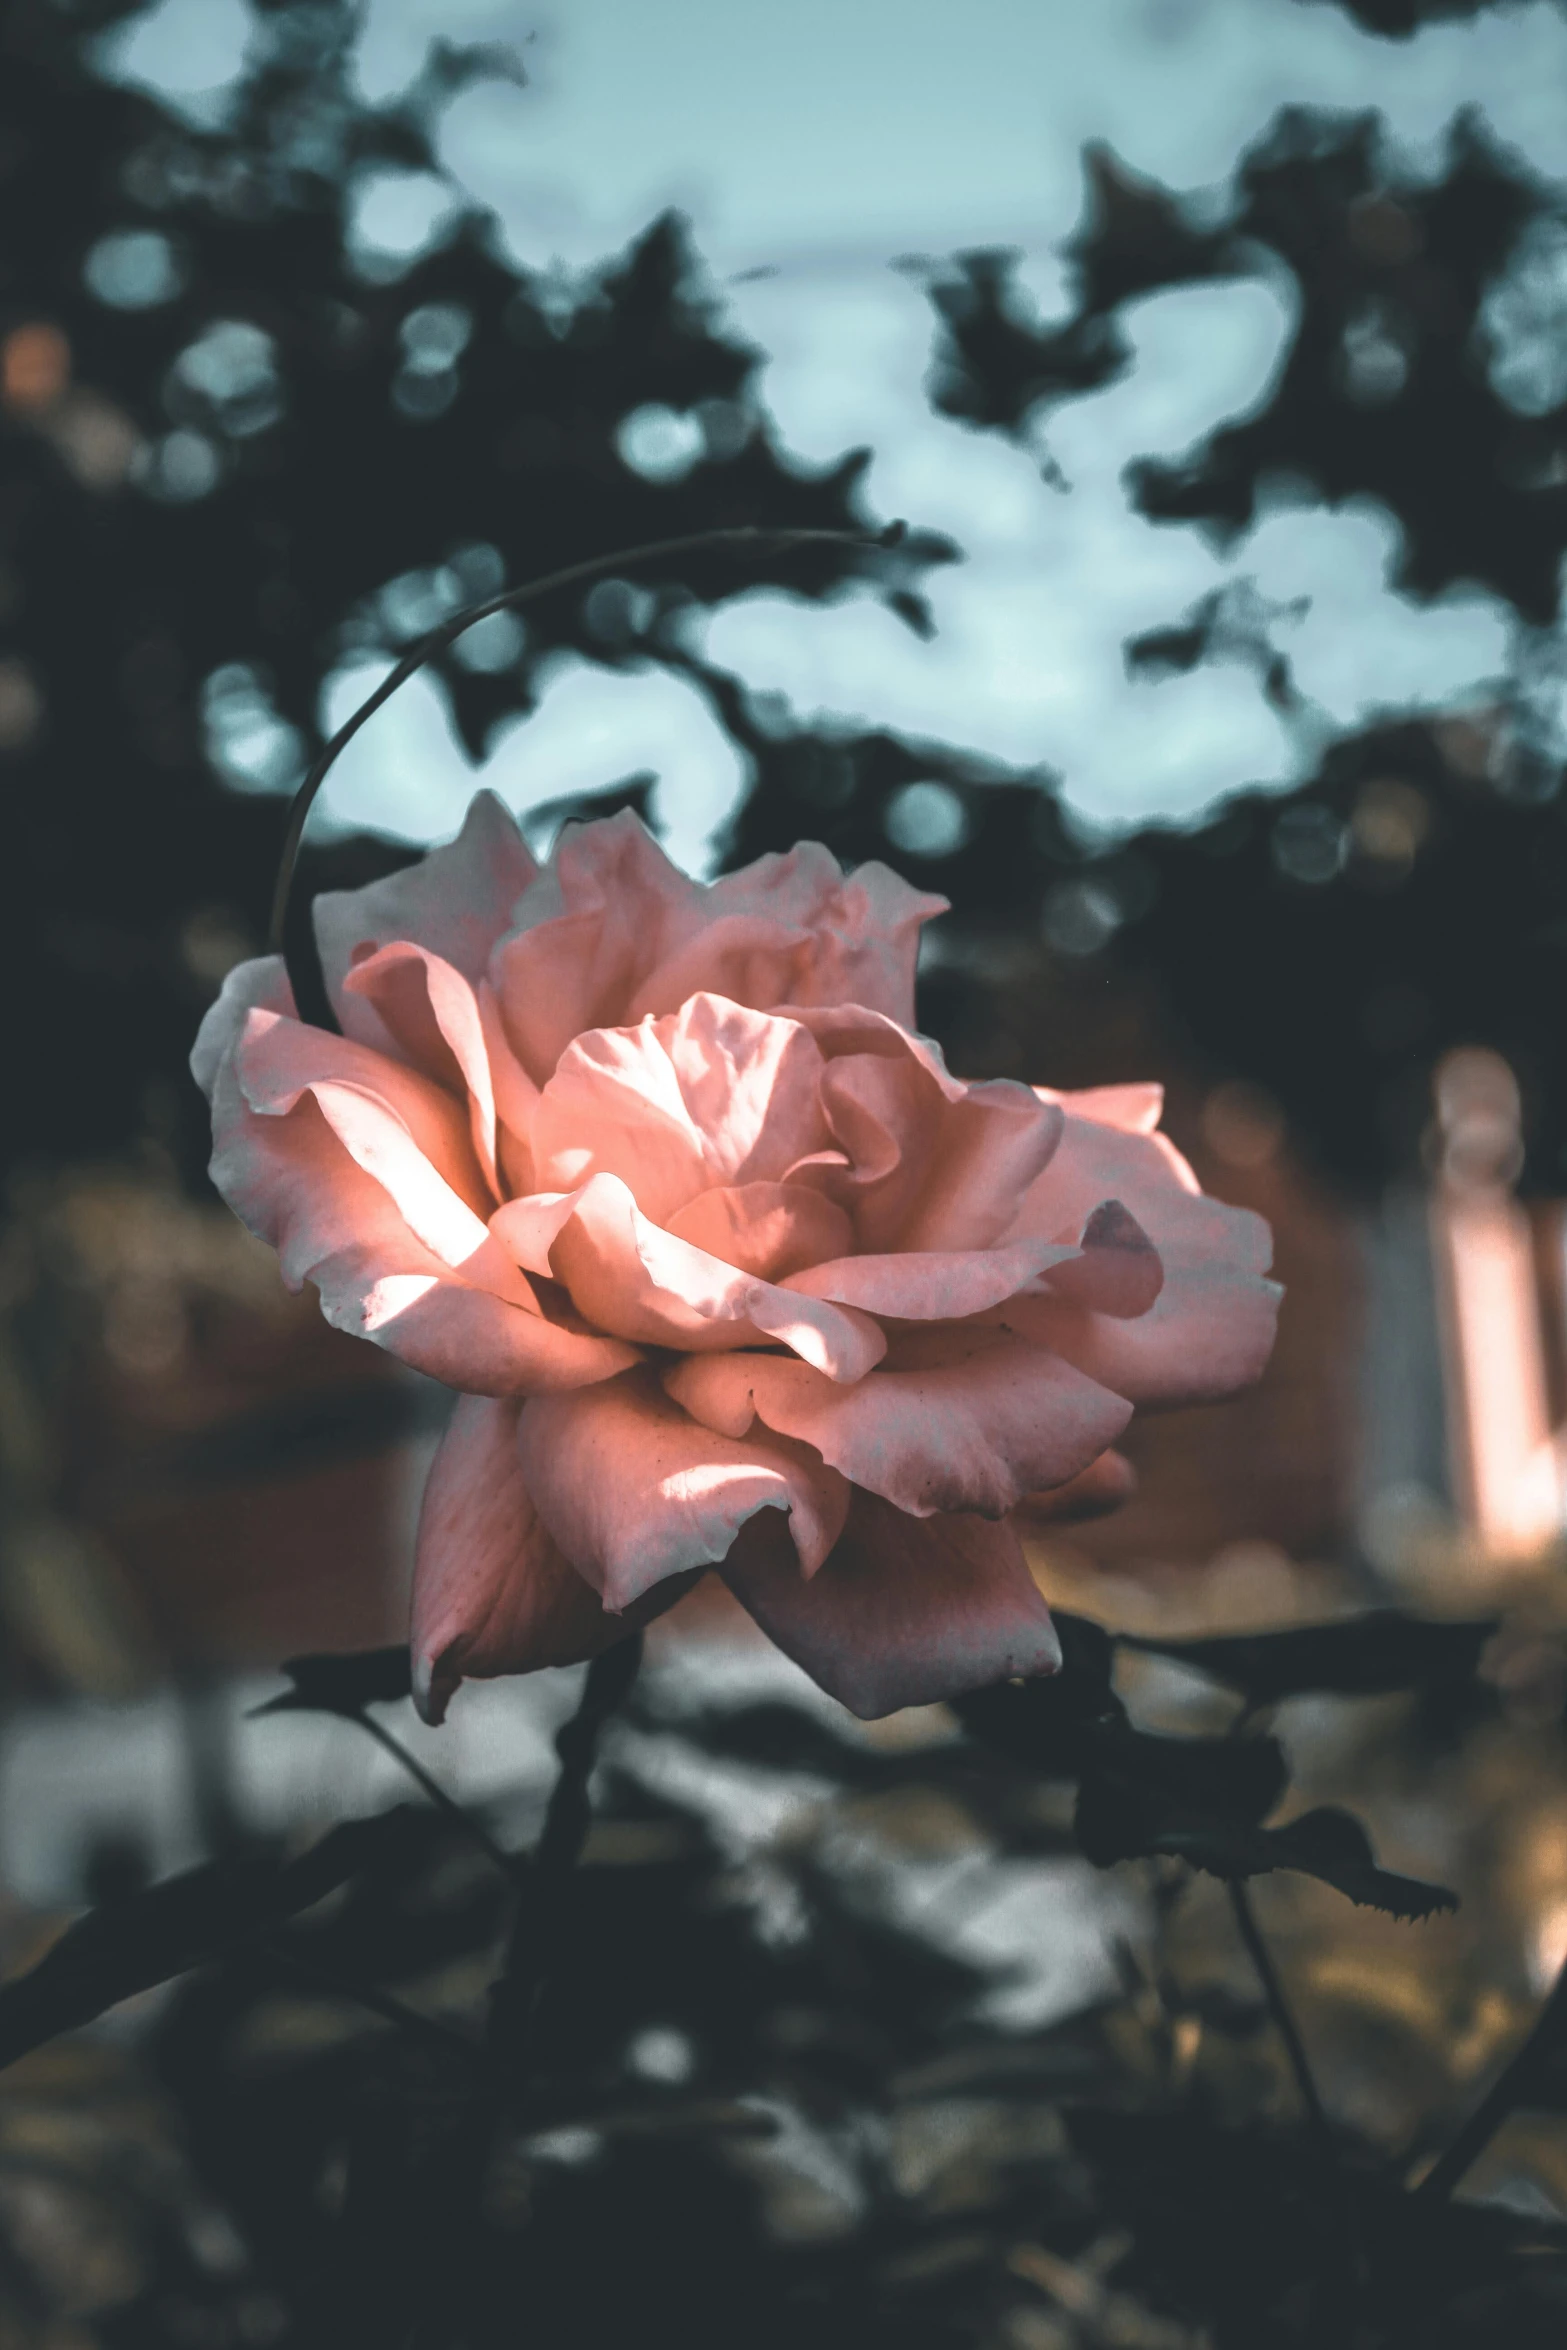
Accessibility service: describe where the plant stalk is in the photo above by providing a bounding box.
[1416,1950,1567,2202]
[1228,1878,1332,2145]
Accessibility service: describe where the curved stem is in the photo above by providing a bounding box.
[1228,1879,1331,2145]
[351,1710,519,1884]
[270,521,899,1031]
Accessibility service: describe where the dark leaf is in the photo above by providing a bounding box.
[0,1811,416,2069]
[1077,1766,1458,1920]
[1122,1610,1497,1703]
[951,1613,1123,1773]
[253,1647,416,1718]
[1104,1724,1290,1825]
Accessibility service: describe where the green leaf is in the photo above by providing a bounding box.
[1076,1768,1458,1921]
[252,1647,415,1718]
[1121,1611,1496,1703]
[0,1810,416,2069]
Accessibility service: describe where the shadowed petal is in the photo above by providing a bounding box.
[709,844,946,1027]
[1017,1449,1137,1525]
[666,1182,853,1280]
[1039,1200,1164,1319]
[344,941,503,1199]
[784,1237,1076,1322]
[666,1335,1131,1519]
[315,791,537,1049]
[722,1490,1061,1719]
[493,1174,886,1379]
[196,965,635,1394]
[517,1369,851,1613]
[994,1268,1282,1409]
[1013,1097,1273,1278]
[411,1394,630,1724]
[491,811,707,1084]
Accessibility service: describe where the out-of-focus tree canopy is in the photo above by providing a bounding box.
[5,0,1567,1201]
[0,0,935,1185]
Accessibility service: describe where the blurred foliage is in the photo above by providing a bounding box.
[2,0,1567,1206]
[0,1604,1565,2345]
[0,0,938,1190]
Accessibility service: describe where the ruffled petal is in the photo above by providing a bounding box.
[343,941,503,1199]
[528,994,830,1225]
[235,1001,495,1245]
[411,1394,630,1724]
[722,1490,1061,1719]
[314,791,537,1049]
[709,843,946,1028]
[993,1267,1282,1409]
[490,810,707,1085]
[783,1237,1077,1323]
[665,1183,853,1280]
[666,1333,1132,1519]
[1012,1100,1273,1279]
[782,1010,1061,1255]
[493,1173,887,1380]
[195,964,636,1395]
[517,1369,851,1612]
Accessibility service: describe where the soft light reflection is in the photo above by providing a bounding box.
[1429,1049,1564,1560]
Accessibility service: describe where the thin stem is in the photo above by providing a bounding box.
[256,1938,478,2062]
[352,1710,519,1884]
[270,521,899,1032]
[1416,1951,1567,2202]
[488,1634,644,2090]
[1228,1879,1332,2145]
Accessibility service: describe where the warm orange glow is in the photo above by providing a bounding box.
[1429,1051,1562,1558]
[1,323,70,414]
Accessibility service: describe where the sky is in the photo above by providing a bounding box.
[109,0,1567,865]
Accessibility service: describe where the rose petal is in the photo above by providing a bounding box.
[477,977,541,1196]
[1043,1083,1165,1138]
[236,1003,495,1247]
[411,1394,630,1724]
[665,1182,854,1280]
[666,1334,1132,1519]
[1039,1200,1164,1319]
[784,1237,1077,1322]
[491,810,708,1084]
[1011,1101,1273,1278]
[993,1267,1282,1409]
[529,994,830,1224]
[783,1014,1062,1254]
[344,941,504,1199]
[493,1173,886,1380]
[517,1369,851,1612]
[1017,1448,1137,1525]
[709,843,946,1028]
[196,968,635,1394]
[722,1489,1061,1719]
[315,790,537,1048]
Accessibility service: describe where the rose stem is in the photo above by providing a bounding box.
[1416,1949,1567,2203]
[268,521,904,1035]
[488,1633,646,2087]
[1227,1879,1332,2145]
[349,1709,520,1884]
[254,1939,478,2061]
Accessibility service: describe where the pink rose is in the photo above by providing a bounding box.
[193,797,1279,1722]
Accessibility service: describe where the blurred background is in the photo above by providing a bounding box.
[6,1,1567,2341]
